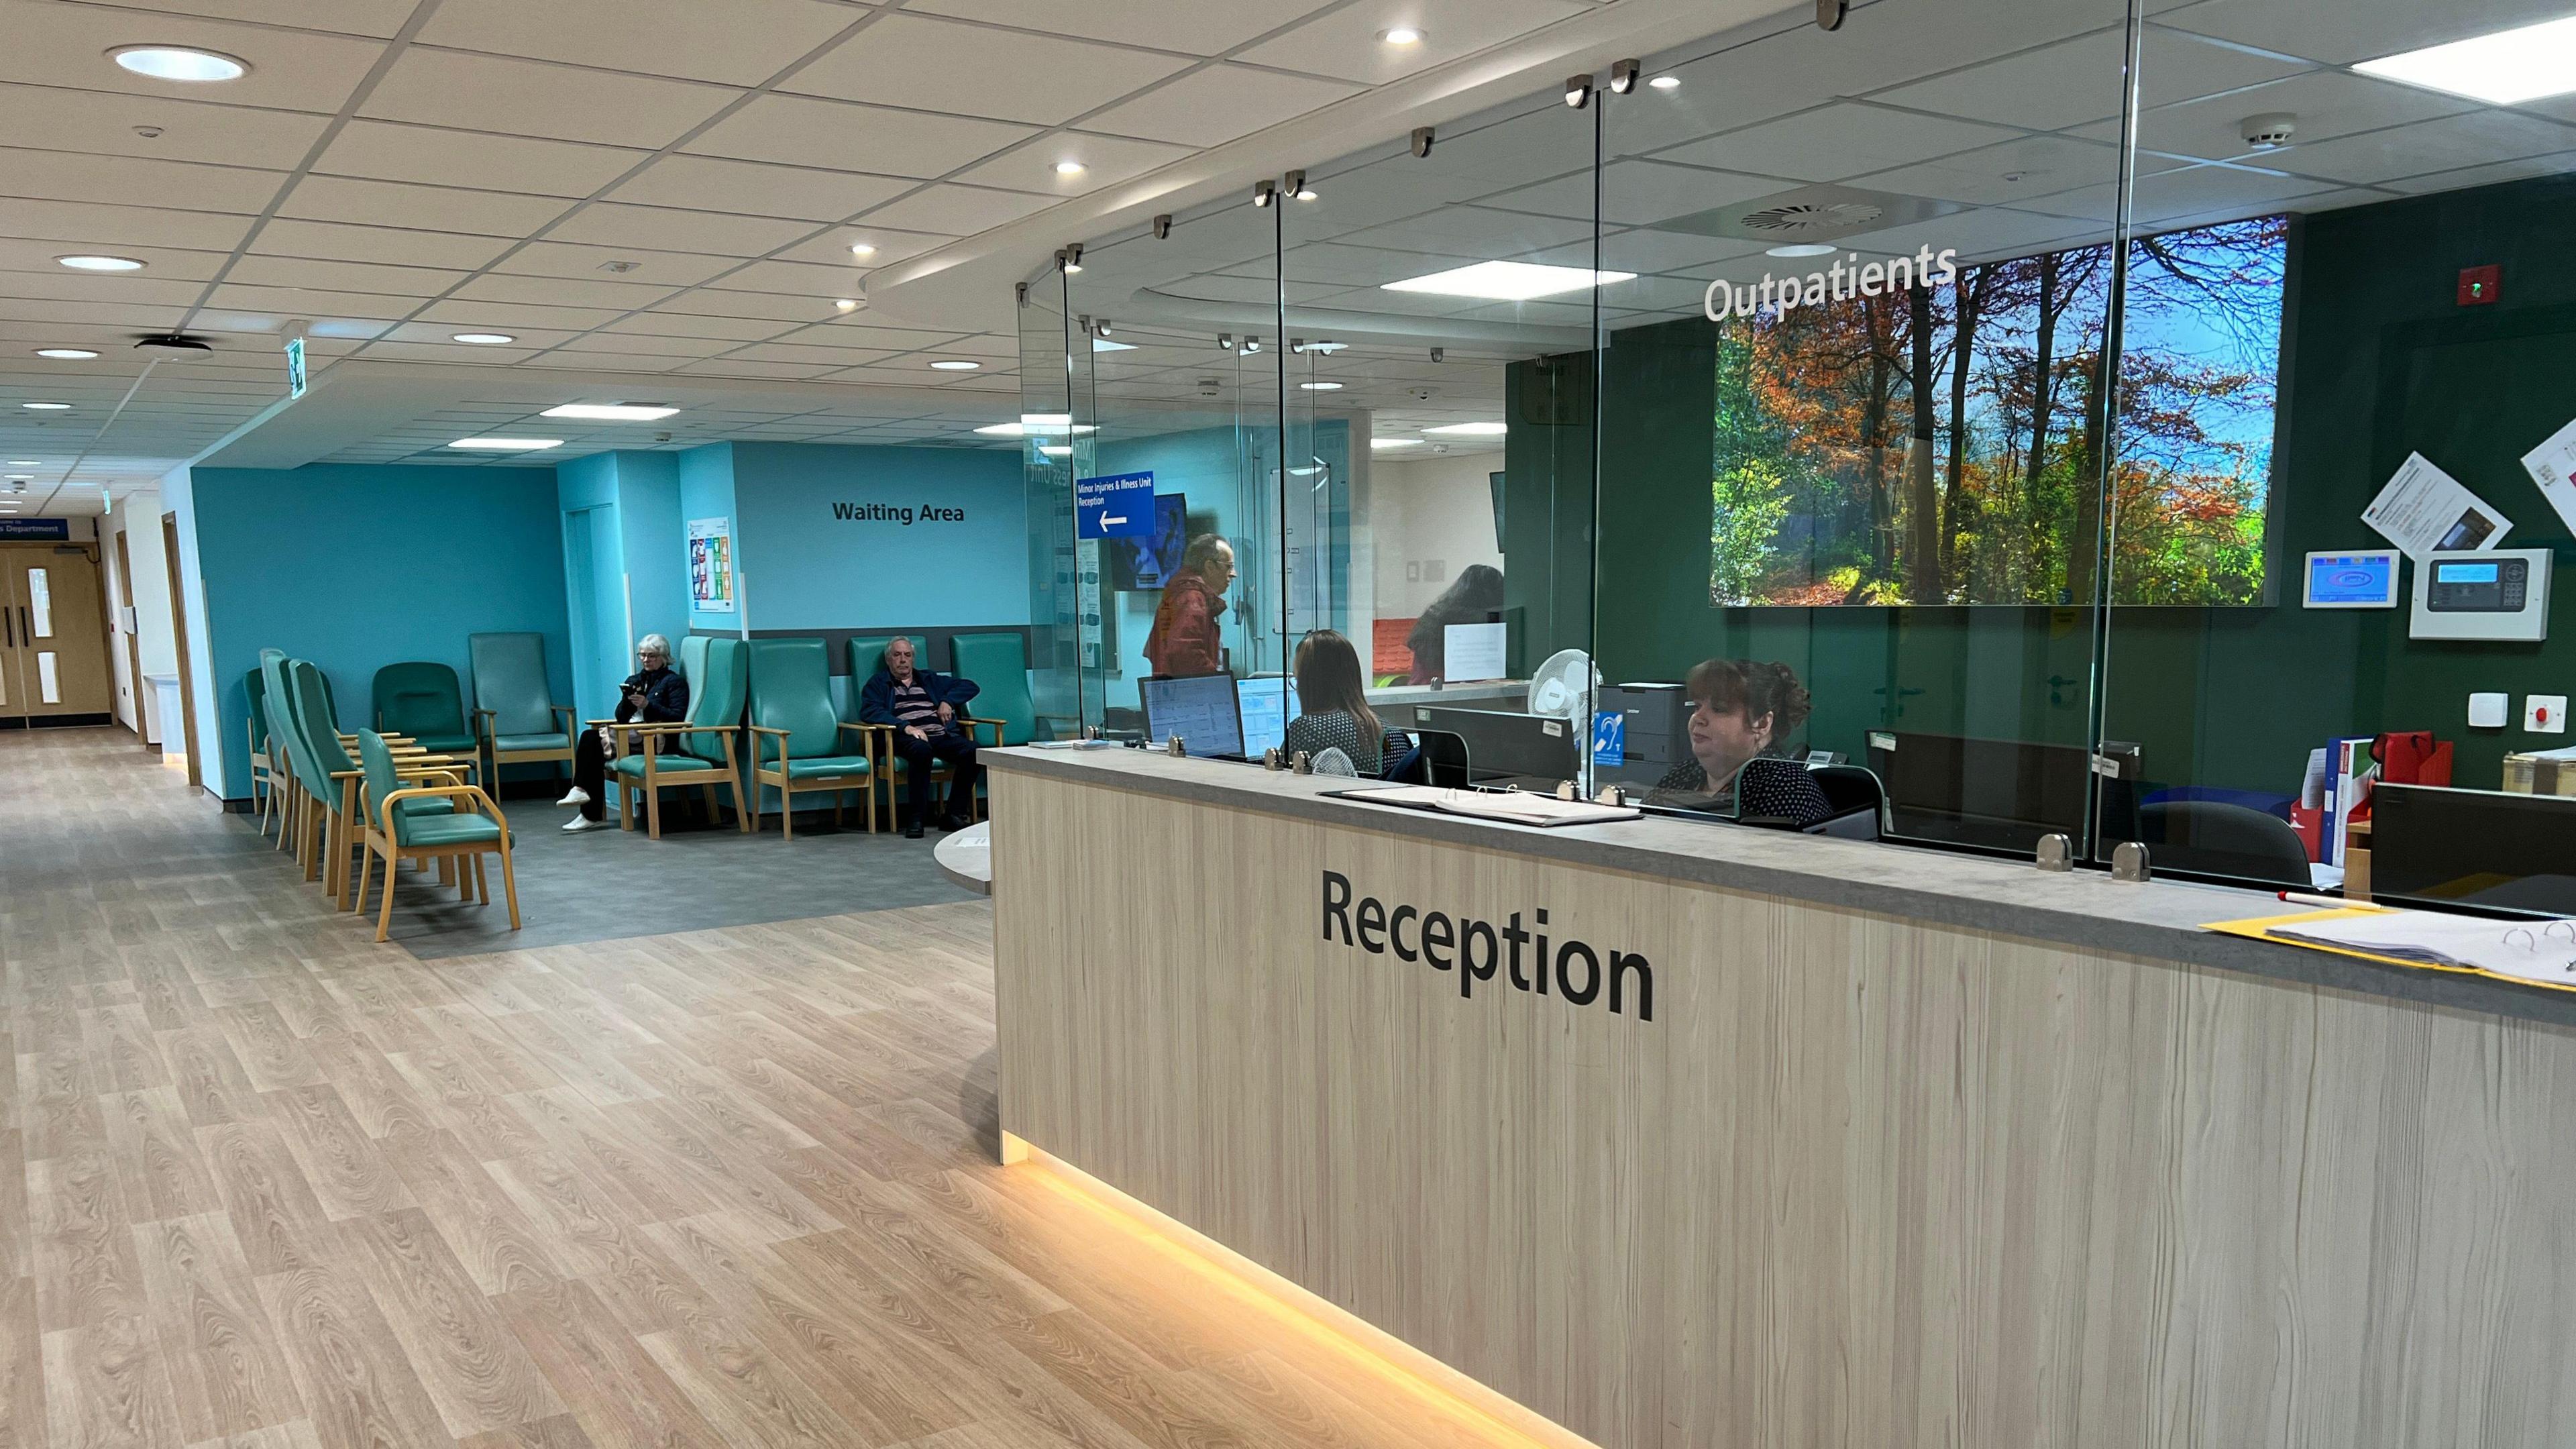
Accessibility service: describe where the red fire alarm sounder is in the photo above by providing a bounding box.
[2459,264,2501,305]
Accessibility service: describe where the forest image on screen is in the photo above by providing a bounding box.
[1709,216,2286,607]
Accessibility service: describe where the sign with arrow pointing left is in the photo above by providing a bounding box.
[1075,471,1153,541]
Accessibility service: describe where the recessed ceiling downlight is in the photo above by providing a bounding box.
[57,255,145,272]
[1379,26,1426,45]
[1765,242,1837,258]
[447,437,561,451]
[1300,381,1342,390]
[928,360,981,370]
[22,402,71,411]
[110,46,248,82]
[1383,260,1633,301]
[451,332,515,345]
[36,348,99,360]
[540,404,678,421]
[1424,421,1508,437]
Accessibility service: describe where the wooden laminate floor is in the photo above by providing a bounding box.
[0,728,1530,1448]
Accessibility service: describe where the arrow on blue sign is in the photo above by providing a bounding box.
[1076,471,1154,540]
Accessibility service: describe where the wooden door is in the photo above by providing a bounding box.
[0,543,114,724]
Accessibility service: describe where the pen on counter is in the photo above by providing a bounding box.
[2277,890,2393,910]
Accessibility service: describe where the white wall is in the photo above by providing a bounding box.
[158,465,227,799]
[1370,451,1506,619]
[100,489,173,738]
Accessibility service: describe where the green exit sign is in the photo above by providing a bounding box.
[284,335,307,400]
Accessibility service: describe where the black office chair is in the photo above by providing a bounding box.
[1387,730,1470,788]
[1805,763,1885,841]
[2133,800,2312,887]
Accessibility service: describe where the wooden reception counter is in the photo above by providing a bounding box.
[987,746,2576,1449]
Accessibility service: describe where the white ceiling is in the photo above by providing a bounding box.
[0,0,1622,513]
[9,0,2574,516]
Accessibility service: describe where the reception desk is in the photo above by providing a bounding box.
[987,747,2576,1449]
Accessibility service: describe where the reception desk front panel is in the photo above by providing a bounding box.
[991,750,2576,1449]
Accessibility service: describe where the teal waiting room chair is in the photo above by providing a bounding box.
[244,666,281,839]
[749,637,875,840]
[374,662,481,778]
[469,632,577,792]
[352,729,519,944]
[852,633,998,828]
[949,631,1073,744]
[610,635,749,839]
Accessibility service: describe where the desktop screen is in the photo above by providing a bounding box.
[1141,674,1244,757]
[1237,678,1299,757]
[2306,552,2397,606]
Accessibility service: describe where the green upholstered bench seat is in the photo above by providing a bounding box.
[400,814,504,849]
[782,754,871,780]
[492,731,572,753]
[609,746,731,777]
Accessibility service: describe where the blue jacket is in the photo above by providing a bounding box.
[859,666,981,733]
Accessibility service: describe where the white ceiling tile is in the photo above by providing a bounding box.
[784,15,1190,125]
[776,227,950,266]
[607,156,912,221]
[419,0,864,85]
[0,146,282,216]
[382,320,582,348]
[685,94,1036,177]
[2120,71,2479,165]
[314,120,646,199]
[673,360,840,378]
[0,233,229,278]
[603,311,799,341]
[0,87,327,168]
[1851,134,2126,208]
[544,203,816,256]
[0,266,209,307]
[707,258,861,294]
[1868,29,2131,132]
[1654,103,2021,183]
[76,0,418,37]
[419,298,631,330]
[0,199,250,251]
[526,350,691,372]
[855,184,1055,234]
[718,342,901,366]
[1082,64,1362,147]
[1233,0,1587,85]
[250,218,515,271]
[2377,151,2576,196]
[908,0,1332,54]
[358,49,736,149]
[496,241,741,288]
[651,288,845,323]
[948,133,1195,198]
[221,255,467,297]
[0,1,388,113]
[203,282,417,319]
[535,331,727,358]
[2156,0,2571,67]
[2271,110,2576,186]
[451,272,677,311]
[278,175,575,235]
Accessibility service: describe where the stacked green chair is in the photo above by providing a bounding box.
[609,635,749,839]
[373,663,481,780]
[352,729,519,945]
[749,637,875,839]
[851,633,996,828]
[256,651,305,855]
[284,658,464,910]
[469,632,576,794]
[244,666,281,839]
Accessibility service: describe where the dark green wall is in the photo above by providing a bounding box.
[1505,174,2576,795]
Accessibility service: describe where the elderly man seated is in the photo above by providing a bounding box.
[858,637,982,838]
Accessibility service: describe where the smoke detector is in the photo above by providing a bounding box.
[2240,113,2296,149]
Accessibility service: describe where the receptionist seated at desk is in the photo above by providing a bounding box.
[1281,630,1411,776]
[1644,657,1834,830]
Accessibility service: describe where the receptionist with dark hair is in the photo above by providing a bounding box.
[1645,657,1833,828]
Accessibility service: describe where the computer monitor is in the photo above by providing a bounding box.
[1415,706,1578,787]
[1236,678,1299,758]
[1863,731,2139,855]
[1140,674,1244,758]
[2371,784,2576,916]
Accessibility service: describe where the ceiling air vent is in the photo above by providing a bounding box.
[1645,183,1960,244]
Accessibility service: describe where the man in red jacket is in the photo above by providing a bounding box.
[1144,533,1234,678]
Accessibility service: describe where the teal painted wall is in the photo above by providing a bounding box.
[727,442,1028,632]
[186,464,572,801]
[678,444,739,634]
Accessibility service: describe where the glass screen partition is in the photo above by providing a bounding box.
[1021,0,2576,914]
[2096,0,2576,906]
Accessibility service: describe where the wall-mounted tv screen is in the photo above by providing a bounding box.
[1109,492,1189,590]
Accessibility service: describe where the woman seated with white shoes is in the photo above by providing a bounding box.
[559,633,688,833]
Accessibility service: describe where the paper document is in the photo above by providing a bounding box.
[2362,452,2511,562]
[2267,908,2576,987]
[2519,416,2576,533]
[1442,622,1508,684]
[1342,785,1642,828]
[1026,738,1118,751]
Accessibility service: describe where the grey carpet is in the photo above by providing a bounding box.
[297,797,977,959]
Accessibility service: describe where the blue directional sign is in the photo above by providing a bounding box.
[284,335,307,400]
[1075,471,1153,539]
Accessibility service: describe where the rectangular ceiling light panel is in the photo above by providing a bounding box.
[2357,17,2576,104]
[1381,260,1636,301]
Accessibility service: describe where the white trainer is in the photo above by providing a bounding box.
[557,786,591,806]
[561,815,612,833]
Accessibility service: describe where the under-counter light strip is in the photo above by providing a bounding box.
[1003,1135,1601,1449]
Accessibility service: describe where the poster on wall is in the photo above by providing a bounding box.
[688,517,735,612]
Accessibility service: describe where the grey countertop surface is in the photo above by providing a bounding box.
[987,745,2576,1030]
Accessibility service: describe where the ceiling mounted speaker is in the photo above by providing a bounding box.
[1817,0,1847,29]
[131,333,213,358]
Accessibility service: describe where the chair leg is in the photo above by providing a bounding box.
[782,785,794,841]
[699,784,718,828]
[353,847,373,918]
[375,850,398,942]
[647,782,663,841]
[619,780,633,832]
[494,839,520,932]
